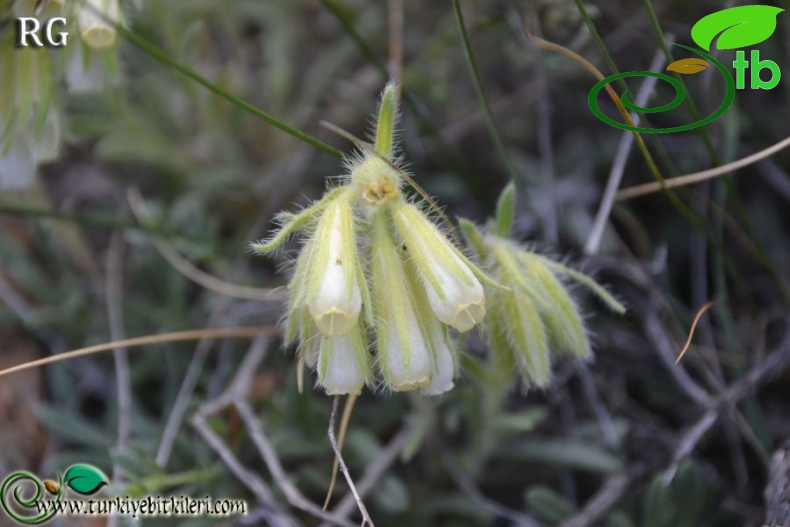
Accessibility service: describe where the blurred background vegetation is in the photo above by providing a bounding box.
[1,0,790,526]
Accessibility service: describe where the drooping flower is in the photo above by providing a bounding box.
[318,324,370,395]
[78,0,122,49]
[391,201,485,332]
[423,326,456,396]
[305,198,362,337]
[371,214,434,391]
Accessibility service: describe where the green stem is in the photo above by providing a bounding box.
[452,0,519,183]
[0,204,200,241]
[320,0,476,183]
[641,0,789,303]
[115,25,343,159]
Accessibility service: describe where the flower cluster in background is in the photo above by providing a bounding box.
[0,0,121,190]
[460,185,626,388]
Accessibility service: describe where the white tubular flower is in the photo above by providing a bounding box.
[29,110,61,163]
[0,137,36,190]
[392,202,485,332]
[307,198,362,336]
[65,44,111,94]
[423,328,456,396]
[318,325,368,395]
[79,0,122,49]
[372,215,433,391]
[381,301,433,391]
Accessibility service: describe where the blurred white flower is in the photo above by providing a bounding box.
[0,137,36,190]
[78,0,122,49]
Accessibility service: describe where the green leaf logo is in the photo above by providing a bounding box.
[63,464,108,495]
[691,5,784,51]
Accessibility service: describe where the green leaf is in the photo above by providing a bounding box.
[458,218,486,257]
[372,476,410,513]
[37,406,112,449]
[493,408,547,434]
[644,475,674,527]
[525,486,575,524]
[495,181,516,237]
[691,5,784,51]
[63,464,109,495]
[607,510,636,527]
[374,81,398,158]
[538,257,626,314]
[498,439,625,473]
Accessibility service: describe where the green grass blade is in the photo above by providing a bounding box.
[113,26,342,159]
[452,0,518,183]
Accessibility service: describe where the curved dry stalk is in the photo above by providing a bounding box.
[0,327,279,379]
[324,393,359,509]
[584,43,669,255]
[127,188,287,302]
[328,396,375,527]
[617,134,790,200]
[675,300,716,364]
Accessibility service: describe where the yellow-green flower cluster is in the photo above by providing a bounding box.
[253,83,491,395]
[460,184,626,388]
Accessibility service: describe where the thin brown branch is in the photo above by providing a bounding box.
[442,452,543,527]
[127,188,286,302]
[324,393,359,509]
[617,134,790,200]
[0,327,279,379]
[328,396,375,527]
[320,425,413,526]
[560,465,647,527]
[235,400,357,527]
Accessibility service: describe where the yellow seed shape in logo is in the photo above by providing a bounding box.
[667,57,710,74]
[43,480,60,494]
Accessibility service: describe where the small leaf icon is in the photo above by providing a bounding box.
[691,5,784,51]
[63,464,108,495]
[666,58,710,74]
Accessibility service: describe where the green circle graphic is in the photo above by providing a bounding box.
[588,44,736,133]
[1,472,62,525]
